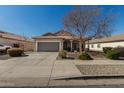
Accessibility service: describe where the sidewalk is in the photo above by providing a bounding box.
[51,60,82,79]
[48,77,124,88]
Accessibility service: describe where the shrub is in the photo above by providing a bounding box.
[106,50,120,60]
[113,47,124,57]
[79,52,92,60]
[103,47,112,54]
[58,50,67,58]
[7,48,24,57]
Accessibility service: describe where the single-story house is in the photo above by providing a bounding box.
[85,34,124,52]
[33,30,85,52]
[0,31,35,51]
[33,30,124,52]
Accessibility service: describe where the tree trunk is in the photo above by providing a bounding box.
[79,40,83,53]
[87,40,89,51]
[83,41,86,52]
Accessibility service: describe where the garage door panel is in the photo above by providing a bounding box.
[38,42,59,52]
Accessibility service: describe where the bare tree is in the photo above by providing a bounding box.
[63,6,116,52]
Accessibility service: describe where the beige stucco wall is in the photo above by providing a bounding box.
[85,41,124,52]
[35,38,63,52]
[0,37,35,51]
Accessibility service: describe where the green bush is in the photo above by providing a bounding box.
[103,47,112,54]
[7,48,24,57]
[106,50,120,60]
[113,47,124,57]
[79,52,92,60]
[58,50,67,58]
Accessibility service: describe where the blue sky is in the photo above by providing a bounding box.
[0,5,124,38]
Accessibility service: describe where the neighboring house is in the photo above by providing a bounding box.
[85,34,124,52]
[0,31,34,51]
[33,30,85,52]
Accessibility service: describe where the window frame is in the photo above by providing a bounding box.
[91,44,94,48]
[97,43,101,48]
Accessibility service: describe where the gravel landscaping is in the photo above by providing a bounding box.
[88,51,106,60]
[76,65,124,76]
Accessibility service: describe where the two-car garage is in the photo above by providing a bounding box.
[34,37,63,52]
[37,42,60,52]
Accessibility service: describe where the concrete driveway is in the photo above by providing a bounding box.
[0,52,58,87]
[0,52,82,87]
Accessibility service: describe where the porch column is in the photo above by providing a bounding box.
[70,40,73,52]
[35,41,38,52]
[61,40,63,51]
[59,40,63,51]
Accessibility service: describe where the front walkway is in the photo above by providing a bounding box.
[51,60,82,79]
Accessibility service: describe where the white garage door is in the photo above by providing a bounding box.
[37,42,59,52]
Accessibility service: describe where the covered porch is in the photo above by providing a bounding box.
[62,39,84,52]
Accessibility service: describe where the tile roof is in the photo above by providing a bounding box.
[33,30,77,39]
[42,32,56,36]
[54,30,75,36]
[87,34,124,44]
[0,31,33,42]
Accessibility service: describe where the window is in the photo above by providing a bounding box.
[97,44,101,48]
[91,44,94,48]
